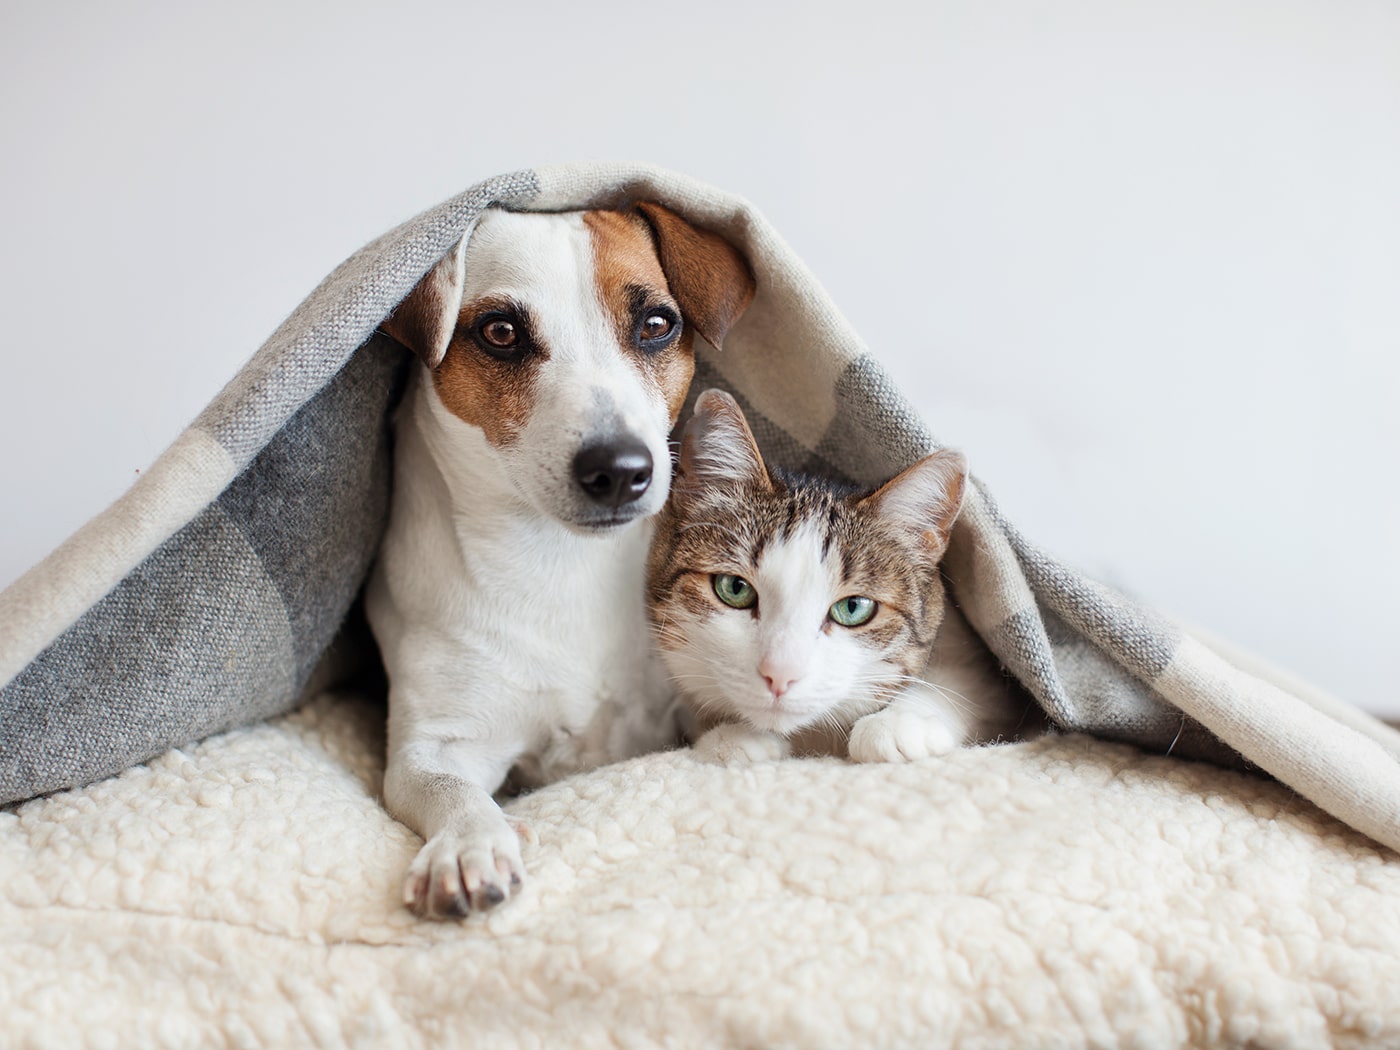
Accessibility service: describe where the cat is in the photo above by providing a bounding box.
[646,389,1037,765]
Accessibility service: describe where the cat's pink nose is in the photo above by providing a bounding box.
[759,658,800,699]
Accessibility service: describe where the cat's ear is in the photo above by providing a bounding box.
[860,449,968,554]
[675,389,771,498]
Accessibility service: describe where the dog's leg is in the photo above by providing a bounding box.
[385,737,525,919]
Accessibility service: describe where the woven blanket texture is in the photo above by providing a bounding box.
[1,161,1398,859]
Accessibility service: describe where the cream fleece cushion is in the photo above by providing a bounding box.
[3,690,1397,1049]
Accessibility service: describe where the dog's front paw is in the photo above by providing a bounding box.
[403,819,527,920]
[848,707,960,764]
[693,723,791,765]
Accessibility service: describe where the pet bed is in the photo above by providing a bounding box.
[4,693,1399,1047]
[2,163,1399,1047]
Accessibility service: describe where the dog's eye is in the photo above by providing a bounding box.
[641,315,673,340]
[480,319,518,349]
[636,308,680,350]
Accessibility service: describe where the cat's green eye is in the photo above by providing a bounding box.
[713,574,757,609]
[829,595,877,627]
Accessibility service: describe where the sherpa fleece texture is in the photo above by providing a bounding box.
[3,690,1398,1049]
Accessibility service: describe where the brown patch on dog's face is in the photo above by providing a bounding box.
[635,202,756,352]
[584,210,696,423]
[422,207,751,459]
[431,294,547,449]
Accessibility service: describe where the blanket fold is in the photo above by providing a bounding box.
[2,162,1397,858]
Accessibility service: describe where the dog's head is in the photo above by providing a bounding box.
[382,203,755,532]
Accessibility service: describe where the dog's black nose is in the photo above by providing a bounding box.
[573,439,654,508]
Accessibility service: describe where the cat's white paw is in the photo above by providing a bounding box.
[848,707,960,763]
[694,723,791,765]
[402,818,528,920]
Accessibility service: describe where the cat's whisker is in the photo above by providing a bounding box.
[848,674,923,691]
[683,694,736,725]
[918,684,975,714]
[843,672,978,715]
[651,422,984,757]
[920,679,974,703]
[666,673,726,686]
[664,668,730,693]
[648,627,687,648]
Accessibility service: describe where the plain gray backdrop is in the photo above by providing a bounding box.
[2,0,1396,714]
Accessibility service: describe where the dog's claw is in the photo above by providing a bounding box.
[507,817,538,846]
[403,870,423,908]
[443,892,470,919]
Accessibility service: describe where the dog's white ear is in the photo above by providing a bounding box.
[635,202,756,350]
[380,237,468,368]
[859,449,969,555]
[676,389,771,498]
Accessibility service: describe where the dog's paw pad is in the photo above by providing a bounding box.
[848,708,959,764]
[694,723,791,765]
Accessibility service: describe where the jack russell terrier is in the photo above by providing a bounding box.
[367,202,755,919]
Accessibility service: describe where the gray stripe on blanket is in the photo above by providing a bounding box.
[0,337,407,805]
[813,355,937,484]
[684,356,838,480]
[198,170,539,466]
[991,605,1241,766]
[1014,544,1182,681]
[0,507,296,803]
[214,337,407,683]
[1050,609,1242,766]
[988,606,1074,724]
[971,484,1182,679]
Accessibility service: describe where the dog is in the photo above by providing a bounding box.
[367,202,755,919]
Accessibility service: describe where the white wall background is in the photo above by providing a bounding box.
[2,0,1396,714]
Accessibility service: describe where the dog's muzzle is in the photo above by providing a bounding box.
[572,439,653,509]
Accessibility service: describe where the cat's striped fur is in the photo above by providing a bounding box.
[647,389,1036,762]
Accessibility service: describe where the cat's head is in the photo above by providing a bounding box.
[647,389,968,737]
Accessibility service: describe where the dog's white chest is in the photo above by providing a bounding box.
[478,531,674,784]
[362,203,755,919]
[380,483,674,780]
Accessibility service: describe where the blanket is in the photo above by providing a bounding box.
[4,689,1398,1048]
[2,161,1398,849]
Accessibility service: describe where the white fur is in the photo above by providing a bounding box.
[438,211,675,528]
[847,686,962,762]
[666,522,1027,767]
[665,522,890,743]
[693,721,792,763]
[366,210,680,918]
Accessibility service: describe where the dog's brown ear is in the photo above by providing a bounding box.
[379,237,468,368]
[635,202,755,350]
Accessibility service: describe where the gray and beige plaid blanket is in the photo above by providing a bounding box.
[3,163,1398,853]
